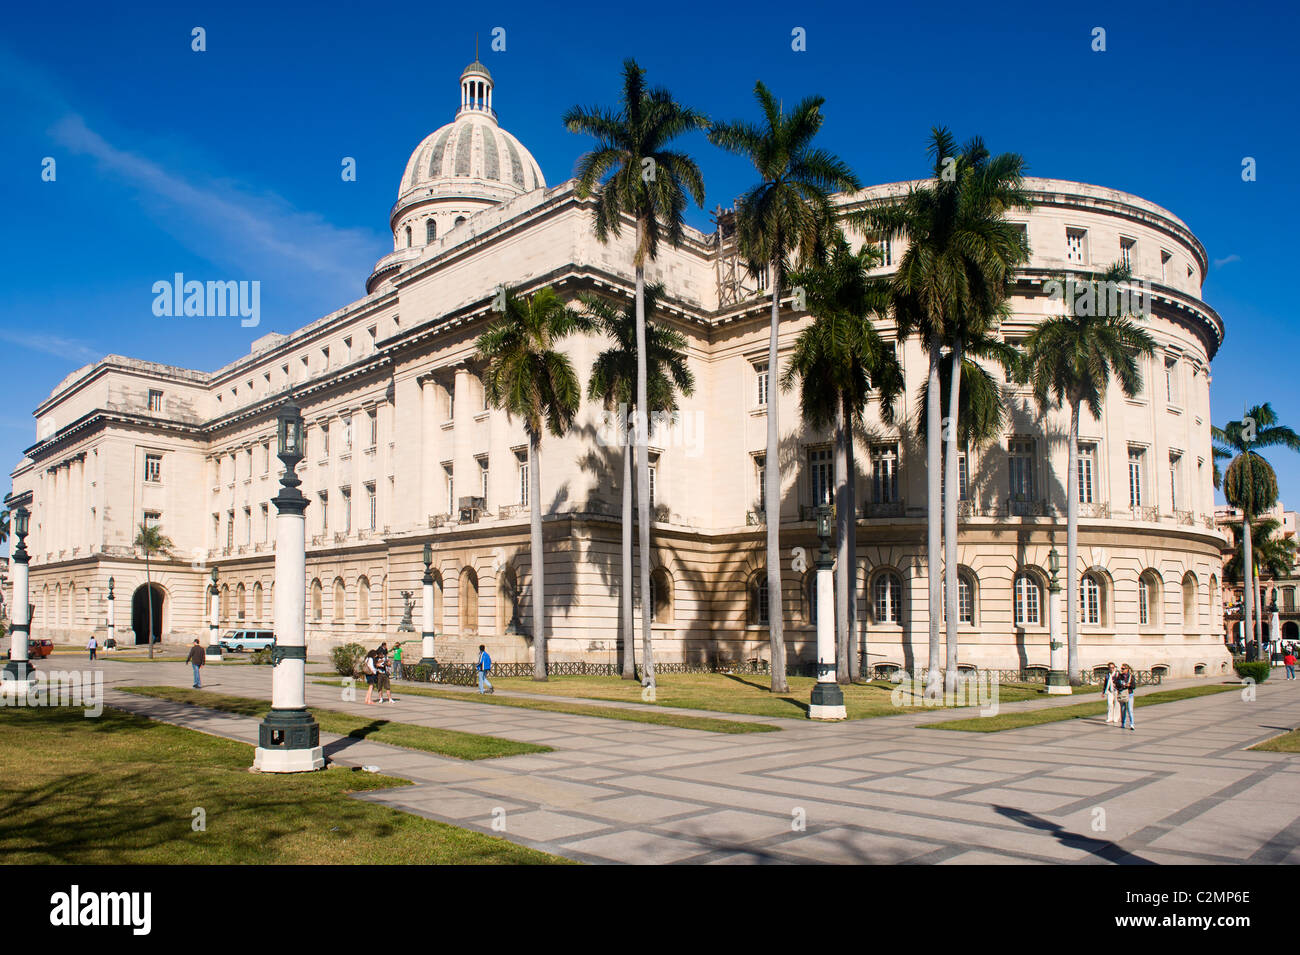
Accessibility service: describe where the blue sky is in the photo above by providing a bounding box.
[1,0,1298,543]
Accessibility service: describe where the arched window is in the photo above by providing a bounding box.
[310,579,323,622]
[957,572,975,624]
[358,576,370,622]
[67,583,76,626]
[430,570,443,632]
[454,216,466,228]
[749,573,769,626]
[873,571,902,624]
[650,567,673,625]
[1209,575,1220,617]
[253,582,263,622]
[1182,572,1198,629]
[220,583,229,621]
[1139,571,1161,626]
[1014,572,1041,626]
[55,584,62,625]
[425,219,437,244]
[460,566,479,635]
[1080,572,1104,626]
[405,225,412,248]
[236,583,246,621]
[333,577,346,622]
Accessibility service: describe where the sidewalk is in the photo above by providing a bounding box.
[92,659,1300,864]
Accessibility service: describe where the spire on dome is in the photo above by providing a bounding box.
[458,39,494,118]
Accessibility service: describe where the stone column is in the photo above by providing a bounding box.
[420,374,438,522]
[809,533,846,720]
[206,583,223,662]
[1047,567,1070,694]
[453,366,473,517]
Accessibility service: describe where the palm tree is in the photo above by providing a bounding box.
[134,520,174,659]
[710,81,860,692]
[784,235,902,683]
[0,508,9,546]
[1214,404,1300,651]
[582,283,695,680]
[1023,263,1155,683]
[478,285,589,680]
[1224,517,1297,592]
[851,128,1028,692]
[565,59,707,689]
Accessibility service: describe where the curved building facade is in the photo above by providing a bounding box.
[7,63,1230,679]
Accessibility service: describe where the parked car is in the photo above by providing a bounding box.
[5,638,53,660]
[218,629,275,652]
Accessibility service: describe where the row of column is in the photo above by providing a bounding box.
[42,452,91,558]
[418,365,513,523]
[461,79,492,112]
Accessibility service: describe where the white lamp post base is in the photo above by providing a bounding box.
[809,702,848,721]
[1046,683,1072,696]
[253,746,324,773]
[205,649,224,662]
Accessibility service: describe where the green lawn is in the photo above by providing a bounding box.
[313,678,779,734]
[0,706,563,864]
[121,686,550,760]
[484,672,1046,720]
[921,684,1239,732]
[1249,729,1300,753]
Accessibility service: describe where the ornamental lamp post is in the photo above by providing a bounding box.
[809,503,846,720]
[253,397,323,772]
[3,506,33,686]
[1046,546,1070,694]
[420,542,438,668]
[106,576,115,650]
[205,566,222,662]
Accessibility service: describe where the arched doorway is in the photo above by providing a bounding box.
[1284,621,1299,641]
[131,583,165,645]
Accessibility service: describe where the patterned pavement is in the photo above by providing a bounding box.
[89,658,1300,864]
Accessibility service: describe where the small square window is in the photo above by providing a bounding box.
[147,389,163,412]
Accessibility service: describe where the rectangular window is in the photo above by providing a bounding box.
[368,410,378,447]
[755,267,769,292]
[1119,237,1135,272]
[1139,580,1150,625]
[1128,447,1145,508]
[875,235,893,267]
[755,454,766,510]
[261,503,269,542]
[147,389,163,412]
[517,452,529,506]
[1078,443,1095,504]
[445,467,454,515]
[1066,227,1087,264]
[648,456,658,507]
[343,417,353,451]
[871,444,900,503]
[1015,575,1040,626]
[1165,355,1180,405]
[341,487,351,533]
[940,451,969,504]
[1169,453,1181,510]
[1160,250,1171,283]
[226,510,234,550]
[319,492,328,533]
[478,457,489,501]
[321,423,329,456]
[366,484,377,530]
[144,453,162,483]
[808,447,833,506]
[244,506,252,545]
[264,442,272,474]
[1008,438,1035,500]
[754,363,769,408]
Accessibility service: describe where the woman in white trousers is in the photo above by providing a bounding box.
[1103,662,1120,725]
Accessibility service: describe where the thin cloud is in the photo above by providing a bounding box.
[0,328,98,362]
[48,114,386,295]
[1213,254,1241,268]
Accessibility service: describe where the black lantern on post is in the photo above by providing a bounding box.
[12,505,29,560]
[4,505,33,683]
[1047,546,1061,593]
[815,503,834,569]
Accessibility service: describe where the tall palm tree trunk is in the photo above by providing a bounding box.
[834,399,850,684]
[634,252,656,689]
[845,397,860,682]
[145,544,155,659]
[1066,401,1081,683]
[766,259,787,693]
[1242,510,1254,654]
[529,433,546,680]
[621,418,635,679]
[943,338,963,692]
[925,338,942,696]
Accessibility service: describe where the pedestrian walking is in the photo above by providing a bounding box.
[87,635,98,661]
[362,649,378,704]
[1116,663,1137,731]
[186,638,206,688]
[1101,662,1119,724]
[476,644,494,694]
[391,642,403,679]
[1285,650,1297,680]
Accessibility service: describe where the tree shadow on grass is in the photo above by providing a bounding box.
[721,674,809,716]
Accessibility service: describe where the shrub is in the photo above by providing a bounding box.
[331,643,367,677]
[250,648,273,666]
[1234,660,1271,684]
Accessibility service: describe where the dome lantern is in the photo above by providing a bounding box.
[458,53,494,119]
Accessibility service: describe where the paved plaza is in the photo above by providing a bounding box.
[91,660,1300,864]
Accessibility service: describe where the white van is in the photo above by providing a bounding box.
[219,629,275,652]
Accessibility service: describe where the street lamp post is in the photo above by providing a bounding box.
[809,504,846,720]
[3,506,33,686]
[1046,546,1070,695]
[205,566,222,662]
[420,542,437,668]
[106,576,115,650]
[253,397,323,773]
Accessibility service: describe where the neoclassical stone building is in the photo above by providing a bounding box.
[7,59,1231,677]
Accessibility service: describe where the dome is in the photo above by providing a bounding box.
[395,58,545,203]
